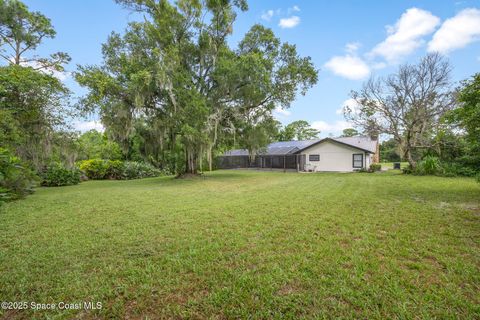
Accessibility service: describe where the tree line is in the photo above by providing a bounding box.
[1,0,479,204]
[0,0,320,203]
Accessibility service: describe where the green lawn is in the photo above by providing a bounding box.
[1,170,479,319]
[379,162,409,170]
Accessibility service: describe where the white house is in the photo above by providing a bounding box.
[298,136,379,172]
[218,136,379,172]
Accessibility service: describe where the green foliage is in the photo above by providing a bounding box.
[0,65,71,171]
[75,1,318,174]
[380,138,401,162]
[369,163,382,172]
[0,0,70,68]
[440,162,477,177]
[450,73,480,146]
[403,155,478,177]
[417,156,441,175]
[405,156,442,176]
[78,159,162,180]
[78,130,123,160]
[238,116,279,158]
[78,159,109,180]
[444,73,480,178]
[40,163,80,187]
[0,147,36,204]
[341,128,359,137]
[278,120,320,141]
[105,160,124,179]
[122,161,161,180]
[402,165,413,175]
[0,0,73,178]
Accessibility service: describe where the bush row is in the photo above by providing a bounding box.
[78,159,162,180]
[40,163,81,187]
[403,155,479,177]
[0,150,164,205]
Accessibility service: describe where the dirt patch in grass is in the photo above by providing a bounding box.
[175,173,204,179]
[277,282,303,296]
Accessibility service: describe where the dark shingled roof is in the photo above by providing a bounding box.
[223,139,319,156]
[223,136,377,156]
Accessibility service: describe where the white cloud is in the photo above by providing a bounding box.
[273,107,291,118]
[11,58,70,81]
[428,8,480,54]
[311,120,352,135]
[73,120,104,133]
[261,9,274,21]
[336,98,361,115]
[324,54,370,80]
[288,5,300,14]
[279,16,300,28]
[370,8,440,63]
[345,42,360,54]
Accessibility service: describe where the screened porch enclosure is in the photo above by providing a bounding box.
[217,154,306,171]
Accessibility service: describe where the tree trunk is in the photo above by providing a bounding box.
[185,148,198,174]
[404,147,416,169]
[208,146,213,172]
[208,118,219,172]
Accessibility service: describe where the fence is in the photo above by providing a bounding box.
[217,154,306,171]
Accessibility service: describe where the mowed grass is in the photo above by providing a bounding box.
[1,170,479,319]
[380,162,409,170]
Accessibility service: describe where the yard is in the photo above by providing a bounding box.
[1,170,479,319]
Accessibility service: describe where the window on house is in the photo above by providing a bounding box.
[309,154,320,161]
[353,154,363,168]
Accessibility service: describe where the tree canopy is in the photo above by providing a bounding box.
[340,128,359,137]
[345,53,455,168]
[75,0,318,174]
[277,120,320,141]
[0,0,70,70]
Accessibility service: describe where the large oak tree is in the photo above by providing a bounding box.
[76,0,318,174]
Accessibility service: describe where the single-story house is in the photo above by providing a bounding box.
[217,136,379,172]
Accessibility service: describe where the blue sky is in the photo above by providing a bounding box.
[22,0,480,135]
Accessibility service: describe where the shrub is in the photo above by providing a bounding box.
[122,161,161,179]
[0,148,36,205]
[78,159,162,180]
[441,162,478,177]
[40,163,81,187]
[105,160,124,179]
[402,165,414,174]
[412,156,441,175]
[369,163,382,172]
[476,173,480,184]
[78,159,109,180]
[402,157,478,177]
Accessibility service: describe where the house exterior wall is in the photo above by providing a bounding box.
[301,140,368,172]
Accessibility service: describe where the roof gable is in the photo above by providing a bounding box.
[223,136,377,156]
[294,136,377,154]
